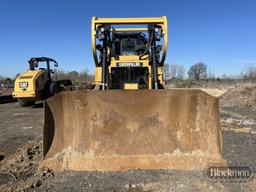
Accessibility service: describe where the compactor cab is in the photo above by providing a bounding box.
[28,57,58,81]
[42,17,224,171]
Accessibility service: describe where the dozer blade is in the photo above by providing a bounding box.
[41,89,225,171]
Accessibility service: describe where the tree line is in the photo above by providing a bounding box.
[163,62,256,81]
[1,63,256,87]
[0,70,94,88]
[56,69,94,84]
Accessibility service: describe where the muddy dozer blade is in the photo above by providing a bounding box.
[41,89,224,171]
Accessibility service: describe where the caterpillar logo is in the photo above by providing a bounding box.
[117,62,143,67]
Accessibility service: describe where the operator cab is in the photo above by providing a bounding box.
[109,32,149,89]
[112,32,147,56]
[93,17,167,90]
[28,57,58,81]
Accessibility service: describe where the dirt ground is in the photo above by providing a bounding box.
[0,85,256,191]
[0,88,13,96]
[0,102,43,156]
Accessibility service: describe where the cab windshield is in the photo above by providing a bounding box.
[112,32,147,56]
[120,39,136,55]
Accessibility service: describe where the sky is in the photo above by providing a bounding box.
[0,0,255,78]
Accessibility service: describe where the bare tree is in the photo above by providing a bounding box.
[79,69,94,82]
[4,77,13,84]
[56,69,94,86]
[221,74,228,80]
[67,71,79,81]
[170,64,185,79]
[242,65,256,80]
[0,75,5,81]
[170,64,177,79]
[207,68,215,79]
[0,76,5,87]
[176,65,185,79]
[188,62,207,80]
[56,69,67,80]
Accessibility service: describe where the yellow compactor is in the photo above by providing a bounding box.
[13,57,73,106]
[41,17,224,171]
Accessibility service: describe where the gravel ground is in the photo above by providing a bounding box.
[0,102,43,156]
[220,84,256,111]
[0,88,256,191]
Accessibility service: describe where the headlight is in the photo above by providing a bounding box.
[19,82,28,88]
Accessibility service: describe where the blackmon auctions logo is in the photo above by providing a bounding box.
[206,165,253,182]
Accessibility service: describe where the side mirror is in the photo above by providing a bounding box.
[54,62,58,67]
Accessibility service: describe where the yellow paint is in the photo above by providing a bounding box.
[111,28,149,32]
[158,67,163,84]
[92,17,167,24]
[92,16,167,90]
[91,16,168,66]
[95,67,102,85]
[12,70,48,100]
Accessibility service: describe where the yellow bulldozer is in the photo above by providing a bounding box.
[41,17,224,171]
[13,57,74,106]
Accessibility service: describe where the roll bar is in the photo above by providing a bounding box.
[91,16,168,66]
[28,57,58,80]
